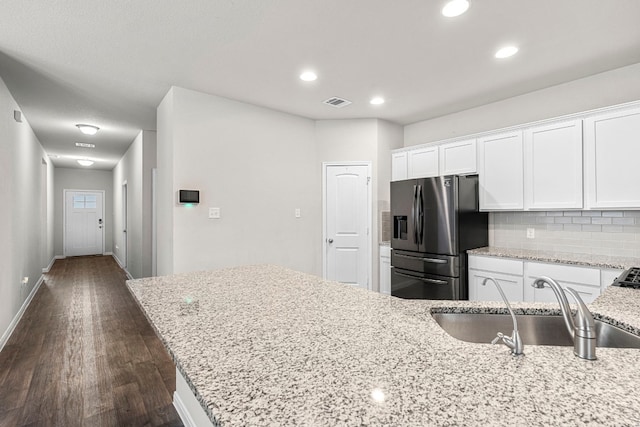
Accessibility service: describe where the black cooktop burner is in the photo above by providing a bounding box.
[613,267,640,289]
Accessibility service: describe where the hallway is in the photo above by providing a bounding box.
[0,256,182,426]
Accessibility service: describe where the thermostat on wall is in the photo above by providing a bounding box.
[179,190,200,204]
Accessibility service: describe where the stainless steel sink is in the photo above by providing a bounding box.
[431,312,640,349]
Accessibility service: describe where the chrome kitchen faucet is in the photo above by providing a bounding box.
[481,277,524,356]
[531,276,597,360]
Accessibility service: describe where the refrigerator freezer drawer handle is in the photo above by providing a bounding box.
[395,272,449,285]
[395,254,447,264]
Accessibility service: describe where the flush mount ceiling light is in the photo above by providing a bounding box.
[76,124,100,135]
[370,97,385,105]
[442,0,469,17]
[299,71,318,82]
[77,159,94,166]
[495,46,519,59]
[75,142,96,148]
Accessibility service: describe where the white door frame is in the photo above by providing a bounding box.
[322,161,372,290]
[122,181,128,268]
[63,189,106,257]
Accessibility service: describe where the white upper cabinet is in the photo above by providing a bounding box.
[477,131,524,210]
[524,120,583,210]
[407,146,439,178]
[439,139,477,175]
[391,151,408,181]
[584,107,640,209]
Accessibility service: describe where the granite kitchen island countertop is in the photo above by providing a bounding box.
[127,265,640,426]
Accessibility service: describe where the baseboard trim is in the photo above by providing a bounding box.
[0,274,44,353]
[42,255,63,273]
[110,254,133,280]
[174,368,214,427]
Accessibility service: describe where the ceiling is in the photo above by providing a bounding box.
[1,0,639,170]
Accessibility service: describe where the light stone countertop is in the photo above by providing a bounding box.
[467,246,640,270]
[127,265,640,427]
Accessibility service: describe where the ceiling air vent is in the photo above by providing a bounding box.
[323,97,352,108]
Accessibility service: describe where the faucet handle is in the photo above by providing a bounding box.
[491,332,505,345]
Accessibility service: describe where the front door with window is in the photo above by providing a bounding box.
[65,190,104,256]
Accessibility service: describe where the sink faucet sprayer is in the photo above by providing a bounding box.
[531,276,597,360]
[481,277,524,356]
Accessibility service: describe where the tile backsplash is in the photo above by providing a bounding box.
[490,211,640,258]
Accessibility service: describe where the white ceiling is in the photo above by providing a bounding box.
[1,0,639,170]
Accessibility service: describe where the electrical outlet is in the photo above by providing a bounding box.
[526,228,535,239]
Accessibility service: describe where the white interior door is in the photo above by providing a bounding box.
[122,183,128,268]
[324,164,370,289]
[64,190,104,257]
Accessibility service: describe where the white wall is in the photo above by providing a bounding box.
[315,119,403,291]
[54,168,114,256]
[157,87,321,275]
[0,76,53,346]
[112,130,157,278]
[404,62,640,146]
[157,89,175,276]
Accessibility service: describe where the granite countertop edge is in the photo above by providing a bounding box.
[467,246,640,270]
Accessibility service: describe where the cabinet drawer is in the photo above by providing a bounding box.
[468,255,523,276]
[525,261,600,287]
[469,271,523,302]
[527,282,600,304]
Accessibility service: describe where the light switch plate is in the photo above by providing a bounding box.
[295,208,301,218]
[209,207,221,219]
[526,228,535,239]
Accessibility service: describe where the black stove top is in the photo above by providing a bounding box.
[613,267,640,289]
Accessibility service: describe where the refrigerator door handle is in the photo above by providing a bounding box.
[411,185,418,244]
[395,272,448,285]
[416,184,424,245]
[394,254,447,264]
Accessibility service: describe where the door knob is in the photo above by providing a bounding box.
[328,238,334,243]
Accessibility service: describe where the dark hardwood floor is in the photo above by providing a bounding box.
[0,256,182,426]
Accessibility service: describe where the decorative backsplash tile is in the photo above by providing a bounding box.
[490,211,640,258]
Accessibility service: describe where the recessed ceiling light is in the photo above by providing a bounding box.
[77,159,94,167]
[75,142,96,148]
[442,0,469,17]
[76,124,100,135]
[370,97,385,105]
[495,46,519,59]
[299,71,317,82]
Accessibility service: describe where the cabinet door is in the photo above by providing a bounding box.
[468,255,524,302]
[439,139,477,175]
[600,268,623,293]
[407,146,439,178]
[477,131,524,210]
[379,246,391,295]
[391,152,408,181]
[584,107,640,208]
[524,120,583,210]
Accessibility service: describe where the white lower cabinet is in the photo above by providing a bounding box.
[600,268,624,293]
[468,256,524,302]
[523,261,600,304]
[379,246,391,295]
[468,255,607,304]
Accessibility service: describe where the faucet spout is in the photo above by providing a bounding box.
[481,277,524,356]
[531,276,597,360]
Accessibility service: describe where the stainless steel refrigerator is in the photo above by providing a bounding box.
[390,175,488,300]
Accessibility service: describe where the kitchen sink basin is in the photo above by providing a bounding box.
[431,312,640,349]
